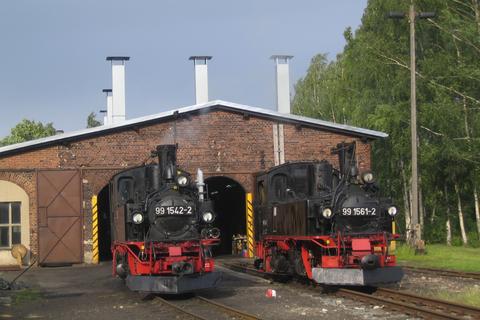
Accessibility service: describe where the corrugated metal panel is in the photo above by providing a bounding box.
[0,100,388,156]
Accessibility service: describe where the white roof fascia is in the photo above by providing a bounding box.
[0,100,387,155]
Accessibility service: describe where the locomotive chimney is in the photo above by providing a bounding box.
[102,89,113,125]
[156,145,177,182]
[189,56,212,104]
[271,55,293,114]
[106,56,129,124]
[334,142,357,177]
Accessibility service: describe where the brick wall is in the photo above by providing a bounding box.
[283,124,371,172]
[0,109,372,263]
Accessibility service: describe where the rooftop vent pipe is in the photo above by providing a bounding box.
[106,56,129,124]
[99,109,107,125]
[102,89,113,125]
[189,56,212,104]
[271,55,293,114]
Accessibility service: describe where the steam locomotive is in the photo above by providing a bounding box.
[110,145,221,293]
[253,142,403,285]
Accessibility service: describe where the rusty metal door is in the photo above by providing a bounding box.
[37,170,82,265]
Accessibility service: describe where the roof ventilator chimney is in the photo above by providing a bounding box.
[102,89,113,125]
[99,109,107,125]
[271,55,293,114]
[189,56,212,104]
[106,56,130,124]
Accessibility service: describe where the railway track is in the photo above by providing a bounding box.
[337,287,480,320]
[155,295,209,320]
[218,261,480,320]
[403,265,480,281]
[155,294,261,320]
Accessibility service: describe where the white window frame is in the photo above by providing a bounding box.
[0,202,22,249]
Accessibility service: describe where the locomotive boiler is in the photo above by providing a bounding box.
[253,142,403,285]
[110,144,220,293]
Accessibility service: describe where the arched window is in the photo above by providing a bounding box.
[257,181,266,206]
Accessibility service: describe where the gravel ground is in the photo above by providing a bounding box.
[395,270,480,301]
[0,262,415,320]
[209,266,412,320]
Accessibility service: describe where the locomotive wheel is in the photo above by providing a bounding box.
[271,253,290,274]
[254,258,263,269]
[115,253,129,279]
[294,257,306,276]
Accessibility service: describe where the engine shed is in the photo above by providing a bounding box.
[0,100,386,266]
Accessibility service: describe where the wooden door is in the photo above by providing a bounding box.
[37,170,82,265]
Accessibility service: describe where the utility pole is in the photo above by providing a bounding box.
[388,2,435,249]
[409,3,420,248]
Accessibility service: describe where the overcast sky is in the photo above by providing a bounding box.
[0,0,367,137]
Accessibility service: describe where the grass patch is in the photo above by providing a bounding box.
[395,244,480,272]
[435,287,480,307]
[13,289,41,305]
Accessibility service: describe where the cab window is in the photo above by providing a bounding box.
[271,174,288,202]
[290,166,309,197]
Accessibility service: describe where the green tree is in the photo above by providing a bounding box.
[293,0,480,246]
[87,112,102,128]
[0,119,56,146]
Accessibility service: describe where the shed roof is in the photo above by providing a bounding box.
[0,100,387,156]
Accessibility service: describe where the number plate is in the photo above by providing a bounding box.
[341,207,377,216]
[155,206,193,216]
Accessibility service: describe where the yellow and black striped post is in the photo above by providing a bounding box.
[245,193,255,258]
[390,221,396,252]
[91,195,99,264]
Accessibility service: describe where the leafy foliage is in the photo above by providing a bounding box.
[293,0,480,244]
[87,112,102,128]
[0,119,56,146]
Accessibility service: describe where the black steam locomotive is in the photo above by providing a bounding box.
[110,145,220,293]
[253,142,403,285]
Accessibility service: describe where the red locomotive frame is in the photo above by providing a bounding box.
[256,232,402,285]
[112,239,219,276]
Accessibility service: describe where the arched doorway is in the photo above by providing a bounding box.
[97,184,112,261]
[205,176,246,255]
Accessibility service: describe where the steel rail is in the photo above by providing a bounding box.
[403,265,480,280]
[195,296,262,320]
[219,261,480,320]
[155,296,210,320]
[218,262,285,278]
[338,288,479,320]
[375,288,480,318]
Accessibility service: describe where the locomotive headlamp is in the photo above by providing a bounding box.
[177,175,189,186]
[132,212,144,224]
[202,211,214,223]
[322,208,333,219]
[361,172,374,184]
[387,206,398,217]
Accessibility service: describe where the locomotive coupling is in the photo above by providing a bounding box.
[172,261,194,275]
[360,254,380,270]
